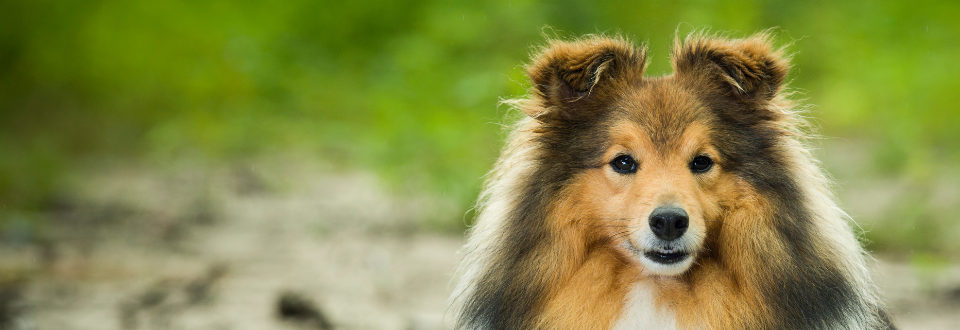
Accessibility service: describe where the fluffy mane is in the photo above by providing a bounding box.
[450,32,892,330]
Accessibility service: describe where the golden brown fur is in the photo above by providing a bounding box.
[451,32,894,330]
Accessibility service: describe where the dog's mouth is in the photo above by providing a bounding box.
[623,241,691,265]
[643,249,689,265]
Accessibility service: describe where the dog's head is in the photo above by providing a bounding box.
[524,33,790,276]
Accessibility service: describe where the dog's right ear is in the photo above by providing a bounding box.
[525,37,647,122]
[671,32,789,103]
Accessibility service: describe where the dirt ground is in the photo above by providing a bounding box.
[1,163,958,330]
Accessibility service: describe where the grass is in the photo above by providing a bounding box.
[1,0,959,252]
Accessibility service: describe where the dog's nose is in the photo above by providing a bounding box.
[649,207,689,241]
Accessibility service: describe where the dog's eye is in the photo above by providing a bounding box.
[690,156,713,173]
[610,155,638,174]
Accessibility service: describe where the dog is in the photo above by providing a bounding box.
[450,32,895,330]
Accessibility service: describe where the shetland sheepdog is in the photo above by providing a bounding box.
[451,32,895,330]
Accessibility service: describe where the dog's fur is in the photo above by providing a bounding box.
[450,32,895,330]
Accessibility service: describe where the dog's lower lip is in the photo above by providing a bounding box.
[644,251,688,264]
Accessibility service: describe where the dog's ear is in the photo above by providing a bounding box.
[672,32,788,103]
[526,37,647,122]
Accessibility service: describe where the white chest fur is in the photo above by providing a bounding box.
[612,282,677,330]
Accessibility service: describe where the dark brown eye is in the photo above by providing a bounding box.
[610,155,637,174]
[690,156,713,173]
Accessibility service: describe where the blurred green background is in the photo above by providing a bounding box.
[2,0,959,254]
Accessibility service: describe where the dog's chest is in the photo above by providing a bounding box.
[611,283,677,330]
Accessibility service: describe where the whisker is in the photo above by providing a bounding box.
[607,230,630,237]
[605,250,627,267]
[575,217,637,222]
[604,230,630,238]
[575,224,642,228]
[607,229,639,240]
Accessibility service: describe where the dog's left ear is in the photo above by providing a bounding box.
[672,32,789,103]
[526,37,647,122]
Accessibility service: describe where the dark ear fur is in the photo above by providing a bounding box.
[672,32,789,102]
[526,36,647,121]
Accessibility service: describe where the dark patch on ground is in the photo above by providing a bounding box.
[0,279,28,330]
[277,291,333,330]
[118,264,228,330]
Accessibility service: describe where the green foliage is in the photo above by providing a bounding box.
[1,1,959,238]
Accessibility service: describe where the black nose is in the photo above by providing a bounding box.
[649,207,689,241]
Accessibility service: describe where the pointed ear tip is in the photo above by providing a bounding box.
[526,35,648,87]
[532,35,647,62]
[675,30,782,49]
[671,32,793,100]
[673,32,791,66]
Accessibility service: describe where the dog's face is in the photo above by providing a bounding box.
[525,35,788,276]
[584,87,737,276]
